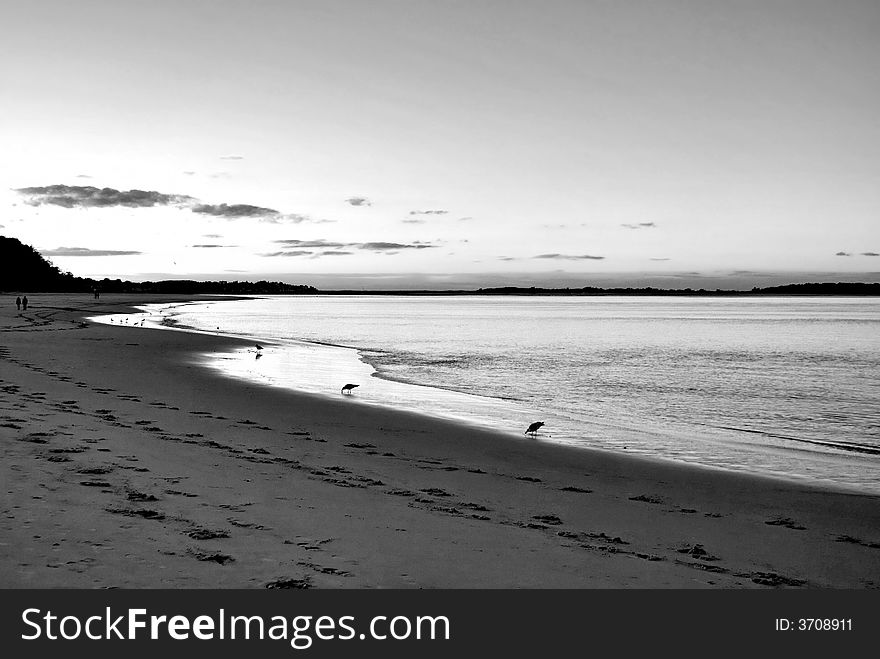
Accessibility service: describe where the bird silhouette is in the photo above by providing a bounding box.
[341,383,359,395]
[525,421,545,436]
[255,343,264,351]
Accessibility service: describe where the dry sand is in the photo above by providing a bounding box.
[1,294,878,588]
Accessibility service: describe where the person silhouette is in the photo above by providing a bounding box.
[22,296,28,311]
[15,296,21,311]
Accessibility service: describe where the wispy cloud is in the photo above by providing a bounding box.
[650,257,671,261]
[261,250,315,257]
[16,185,194,209]
[191,244,234,248]
[835,251,852,256]
[533,253,605,260]
[409,209,448,216]
[361,241,435,251]
[219,154,244,160]
[621,222,657,229]
[862,252,879,257]
[275,239,347,249]
[346,197,371,207]
[266,238,437,256]
[41,246,142,257]
[75,174,92,179]
[191,203,280,219]
[402,218,427,224]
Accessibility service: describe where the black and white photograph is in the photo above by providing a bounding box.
[1,0,878,648]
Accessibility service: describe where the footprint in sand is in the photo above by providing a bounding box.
[765,517,806,530]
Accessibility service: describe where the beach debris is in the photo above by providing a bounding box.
[515,475,542,483]
[532,514,563,525]
[341,383,359,395]
[525,421,545,436]
[560,485,592,494]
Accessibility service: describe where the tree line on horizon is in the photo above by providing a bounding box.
[1,235,877,296]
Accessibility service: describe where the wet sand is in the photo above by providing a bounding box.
[1,294,878,588]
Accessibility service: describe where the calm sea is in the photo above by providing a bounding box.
[97,296,880,494]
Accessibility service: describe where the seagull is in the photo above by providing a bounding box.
[341,383,359,395]
[525,421,545,436]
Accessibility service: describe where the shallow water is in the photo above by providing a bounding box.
[94,295,880,493]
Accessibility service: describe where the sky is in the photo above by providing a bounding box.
[1,0,879,289]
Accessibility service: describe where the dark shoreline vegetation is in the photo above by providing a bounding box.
[3,235,879,296]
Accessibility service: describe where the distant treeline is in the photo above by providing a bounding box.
[2,236,878,296]
[327,283,880,296]
[0,236,316,294]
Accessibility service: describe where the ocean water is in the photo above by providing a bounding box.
[95,296,880,493]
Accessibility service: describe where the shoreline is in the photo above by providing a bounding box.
[1,294,878,588]
[114,295,880,496]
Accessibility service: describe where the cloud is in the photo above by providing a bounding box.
[203,233,223,238]
[409,209,448,216]
[219,155,244,160]
[402,218,427,224]
[862,252,879,256]
[835,251,852,256]
[621,222,657,229]
[41,246,142,257]
[190,244,233,248]
[458,216,473,222]
[346,197,371,207]
[533,253,605,260]
[319,251,355,256]
[650,257,671,261]
[360,242,435,251]
[275,239,347,248]
[261,250,315,257]
[272,238,437,252]
[191,203,280,219]
[75,174,92,179]
[183,171,196,176]
[16,185,194,209]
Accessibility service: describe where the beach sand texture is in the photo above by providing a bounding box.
[1,295,878,588]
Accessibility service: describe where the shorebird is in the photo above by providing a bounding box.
[341,383,359,395]
[255,343,264,351]
[525,421,545,436]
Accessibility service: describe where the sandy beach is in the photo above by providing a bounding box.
[1,294,878,589]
